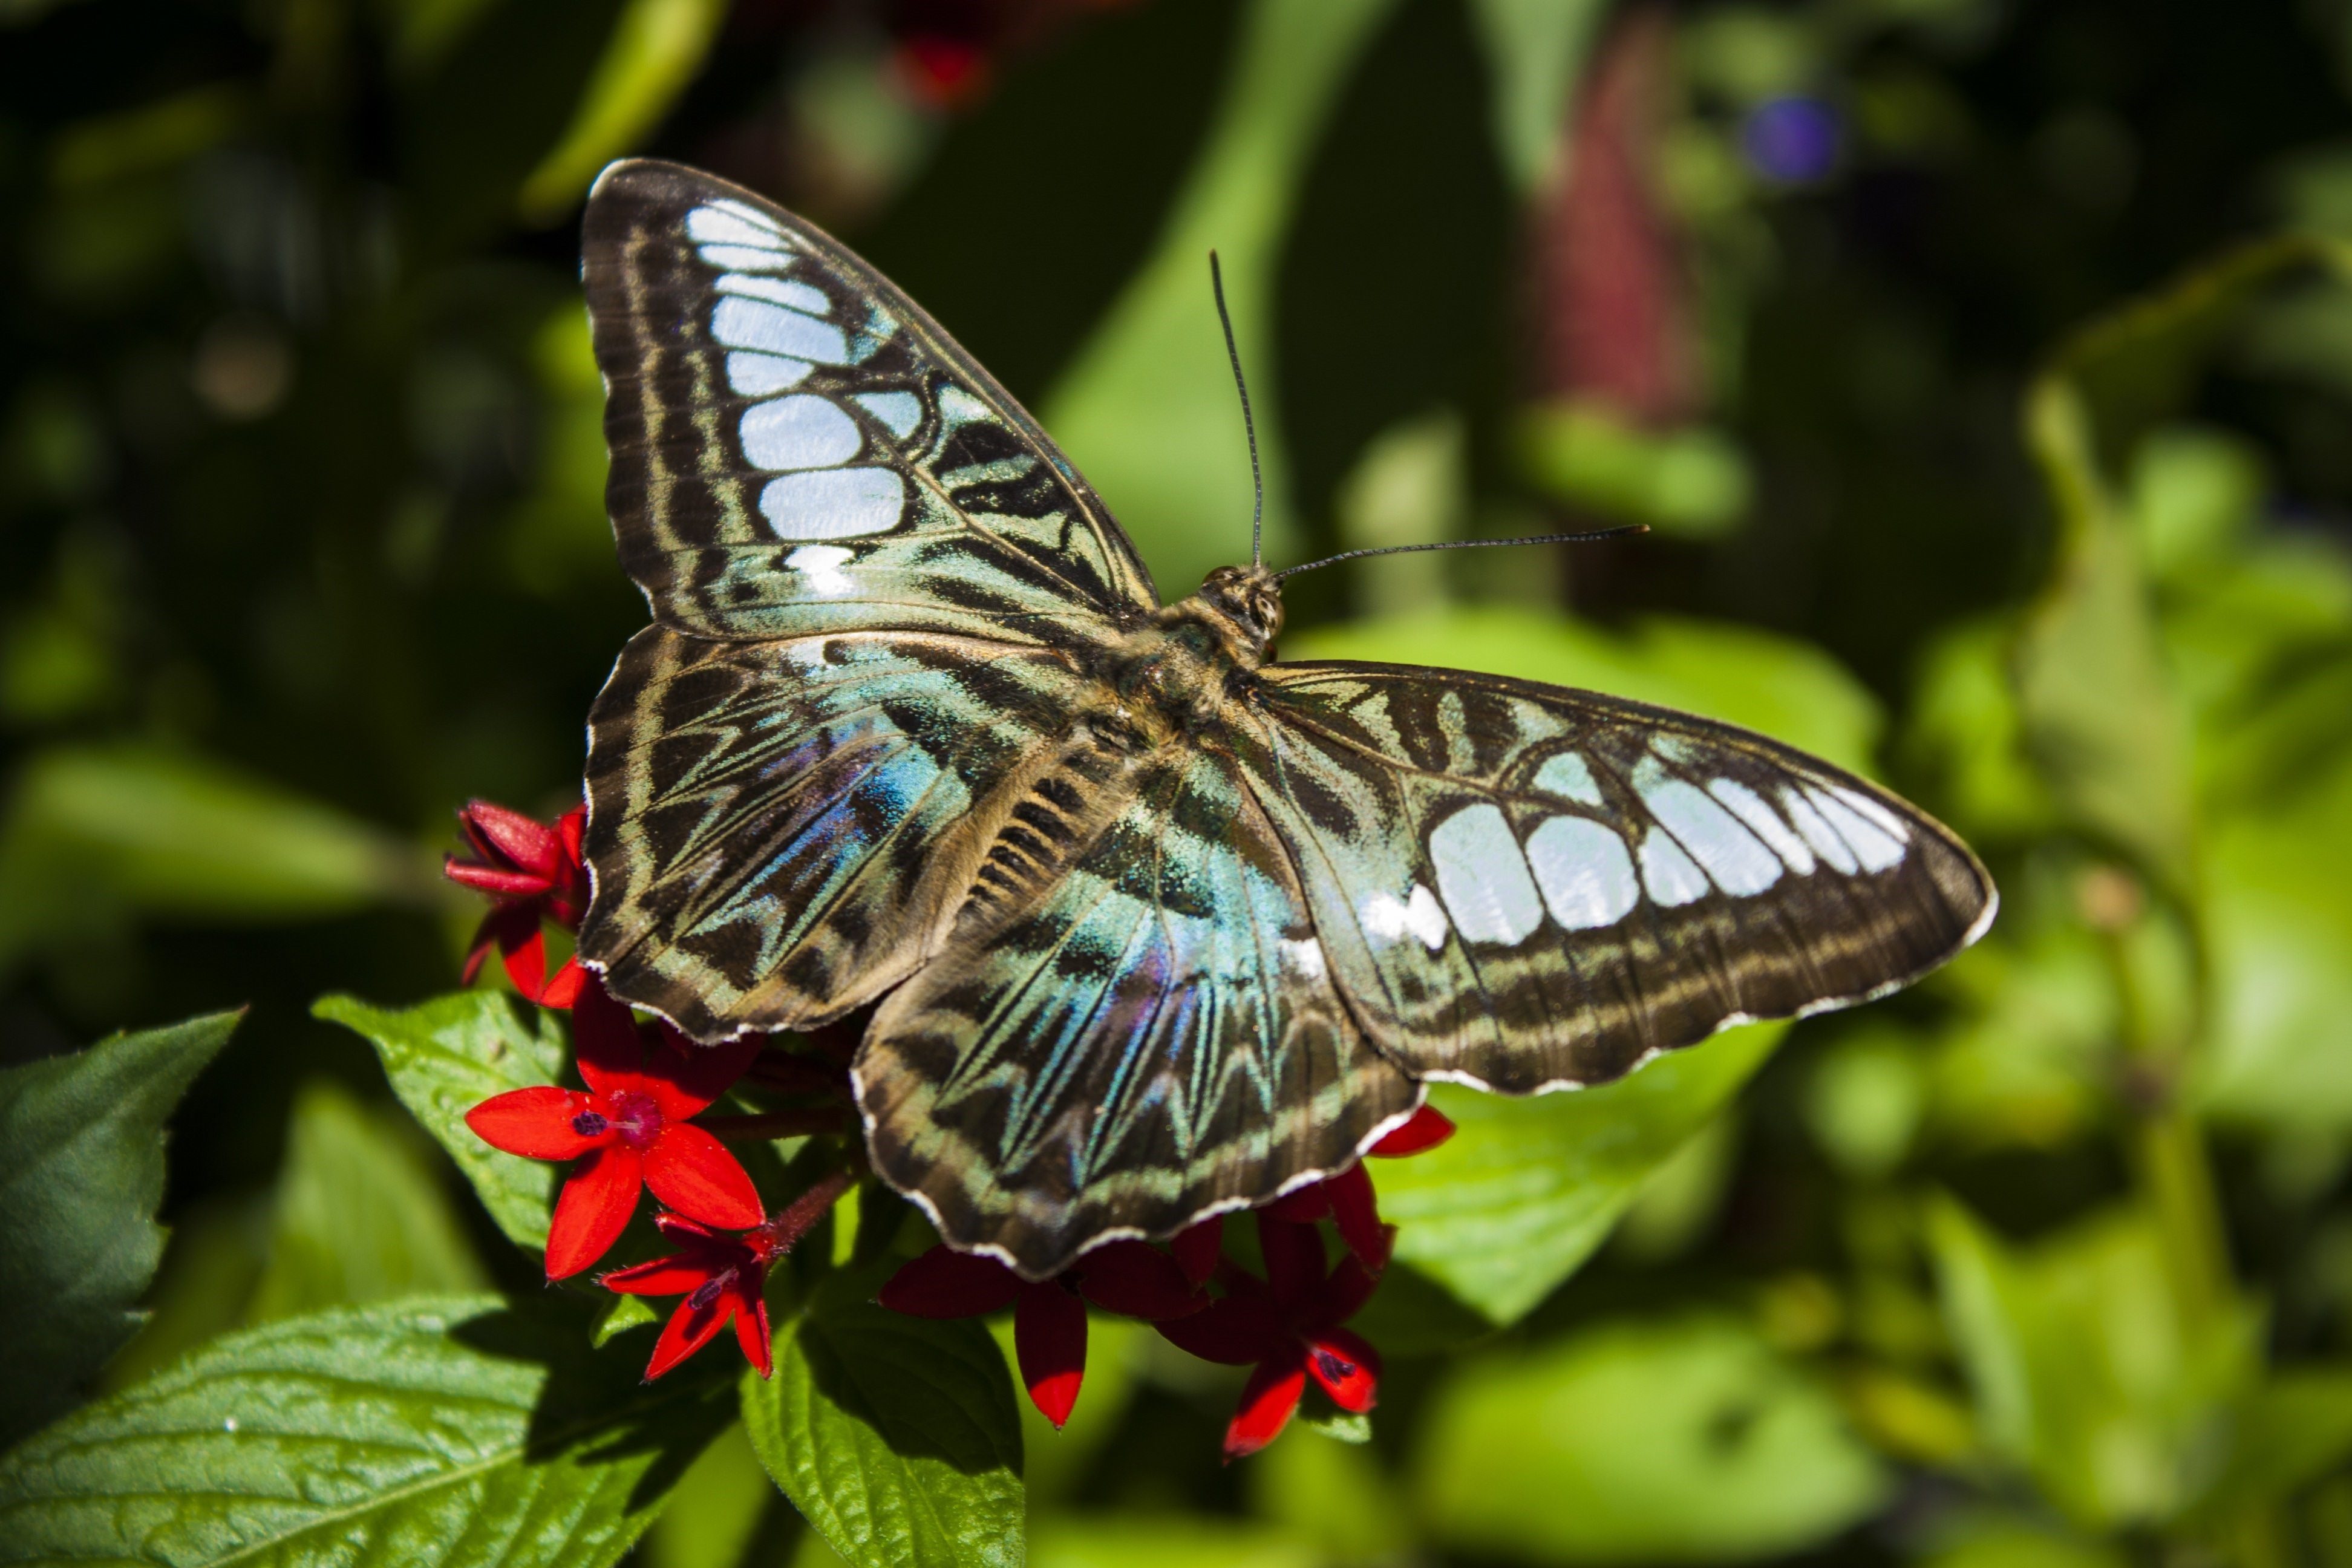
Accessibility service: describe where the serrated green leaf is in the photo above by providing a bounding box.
[0,1295,733,1566]
[742,1276,1024,1568]
[315,991,567,1251]
[1413,1315,1888,1563]
[1374,1023,1783,1325]
[0,1008,239,1448]
[246,1079,488,1321]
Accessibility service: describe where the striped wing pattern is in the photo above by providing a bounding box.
[1243,664,1996,1094]
[583,627,1090,1037]
[581,159,1157,650]
[858,742,1420,1270]
[576,159,1995,1279]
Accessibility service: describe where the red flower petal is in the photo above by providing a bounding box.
[601,1248,726,1296]
[1370,1103,1455,1157]
[644,1024,762,1119]
[1315,1249,1384,1327]
[1264,1183,1332,1224]
[1324,1164,1388,1270]
[538,957,587,1009]
[500,924,554,1001]
[1224,1354,1307,1460]
[1302,1326,1381,1413]
[878,1245,1022,1318]
[545,1144,644,1279]
[460,799,560,875]
[643,1122,765,1230]
[1074,1241,1204,1320]
[465,1086,600,1160]
[1257,1214,1327,1308]
[1154,1293,1287,1365]
[645,1291,734,1380]
[1014,1281,1087,1428]
[444,860,551,898]
[570,980,658,1095]
[1171,1216,1224,1287]
[734,1288,774,1379]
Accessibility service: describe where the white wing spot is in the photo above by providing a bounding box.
[739,394,861,471]
[1780,788,1860,874]
[1533,752,1605,807]
[1280,937,1327,979]
[1639,827,1711,906]
[697,244,795,273]
[785,544,855,596]
[1805,786,1907,872]
[1525,815,1640,929]
[687,205,788,249]
[1707,778,1815,875]
[1429,803,1544,946]
[725,351,812,396]
[698,198,789,237]
[716,273,828,316]
[1827,784,1912,844]
[711,298,848,363]
[855,391,924,438]
[1360,885,1450,952]
[1636,768,1783,895]
[759,468,904,540]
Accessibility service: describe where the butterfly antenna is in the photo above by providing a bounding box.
[1270,524,1648,582]
[1209,251,1264,570]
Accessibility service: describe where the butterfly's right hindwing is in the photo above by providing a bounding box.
[583,159,1158,651]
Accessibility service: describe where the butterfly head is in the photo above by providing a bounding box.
[1191,564,1285,661]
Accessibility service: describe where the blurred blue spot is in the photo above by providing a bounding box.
[1742,96,1842,185]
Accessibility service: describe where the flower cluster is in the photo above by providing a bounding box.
[446,800,1456,1455]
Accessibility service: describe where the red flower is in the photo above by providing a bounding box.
[465,979,762,1278]
[1259,1103,1457,1270]
[445,800,590,1005]
[880,1241,1205,1428]
[604,1171,856,1380]
[1156,1214,1387,1460]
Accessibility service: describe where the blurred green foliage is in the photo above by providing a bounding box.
[7,0,2352,1563]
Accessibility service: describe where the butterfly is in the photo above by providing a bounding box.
[575,158,1997,1280]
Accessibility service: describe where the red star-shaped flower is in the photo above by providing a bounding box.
[601,1171,855,1380]
[1260,1103,1457,1269]
[1156,1212,1387,1460]
[880,1241,1206,1427]
[465,979,762,1278]
[444,799,590,1006]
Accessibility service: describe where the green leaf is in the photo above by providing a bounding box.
[1041,0,1402,593]
[742,1275,1024,1568]
[1516,403,1753,537]
[1246,1423,1410,1563]
[0,1295,734,1566]
[1413,1315,1888,1562]
[1927,1197,2261,1529]
[2199,757,2352,1133]
[1376,1023,1783,1325]
[642,1422,776,1568]
[1287,605,1881,776]
[2192,1367,2352,1523]
[315,990,568,1251]
[0,1009,239,1449]
[517,0,730,221]
[0,746,433,973]
[246,1079,488,1322]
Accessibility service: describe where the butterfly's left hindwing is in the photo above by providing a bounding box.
[581,160,1158,651]
[1241,662,1996,1093]
[857,741,1420,1278]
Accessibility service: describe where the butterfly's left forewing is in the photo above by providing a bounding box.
[581,160,1158,650]
[1240,662,1995,1093]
